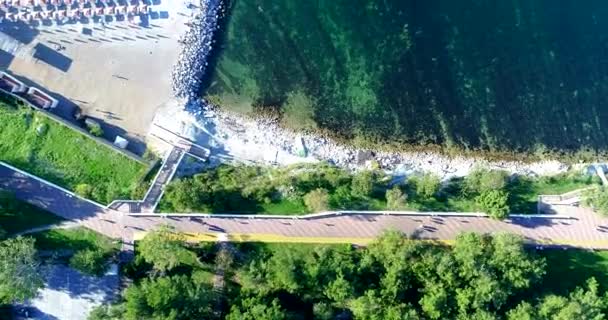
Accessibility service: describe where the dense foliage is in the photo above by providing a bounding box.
[162,164,597,218]
[0,237,43,304]
[91,230,608,320]
[583,187,608,217]
[32,227,119,276]
[475,190,510,219]
[207,0,608,155]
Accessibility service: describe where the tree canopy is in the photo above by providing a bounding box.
[137,225,198,274]
[94,230,608,320]
[0,237,43,304]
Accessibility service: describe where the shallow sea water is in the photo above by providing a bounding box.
[204,0,608,153]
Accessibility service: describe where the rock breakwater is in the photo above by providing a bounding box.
[171,0,224,100]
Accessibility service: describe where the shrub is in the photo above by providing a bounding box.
[411,173,441,199]
[583,187,608,216]
[351,170,375,198]
[74,183,94,198]
[304,188,330,212]
[386,186,407,210]
[70,249,108,276]
[464,167,508,195]
[475,190,510,220]
[88,123,103,137]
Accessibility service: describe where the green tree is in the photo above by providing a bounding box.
[75,184,94,199]
[164,178,208,212]
[88,123,104,137]
[350,289,419,320]
[0,237,43,304]
[583,187,608,216]
[303,188,330,212]
[137,225,197,274]
[124,274,214,320]
[330,185,355,208]
[351,170,375,198]
[410,173,441,199]
[324,273,354,306]
[464,167,508,195]
[537,278,607,320]
[450,233,545,315]
[475,190,510,219]
[313,302,334,320]
[227,297,286,320]
[70,249,108,276]
[88,304,125,320]
[506,302,535,320]
[386,186,407,210]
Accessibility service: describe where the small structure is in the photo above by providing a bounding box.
[26,87,59,109]
[0,72,27,93]
[114,136,129,149]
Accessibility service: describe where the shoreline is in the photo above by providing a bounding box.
[153,99,573,180]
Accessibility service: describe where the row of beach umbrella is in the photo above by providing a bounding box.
[2,0,144,8]
[2,4,148,21]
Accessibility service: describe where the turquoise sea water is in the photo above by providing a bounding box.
[204,0,608,153]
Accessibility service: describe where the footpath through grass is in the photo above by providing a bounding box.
[0,97,148,204]
[0,191,63,235]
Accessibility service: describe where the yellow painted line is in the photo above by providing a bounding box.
[134,231,455,245]
[133,231,608,247]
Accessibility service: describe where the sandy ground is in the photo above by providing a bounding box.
[14,264,119,320]
[0,0,192,154]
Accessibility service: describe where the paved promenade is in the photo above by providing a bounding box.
[2,163,608,248]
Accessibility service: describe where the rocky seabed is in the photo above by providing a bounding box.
[169,0,570,179]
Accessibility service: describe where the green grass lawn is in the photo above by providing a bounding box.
[0,191,63,235]
[539,249,608,295]
[31,227,119,254]
[507,173,598,213]
[0,98,148,204]
[260,199,309,215]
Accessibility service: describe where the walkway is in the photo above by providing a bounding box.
[141,147,184,212]
[109,146,185,213]
[2,162,608,249]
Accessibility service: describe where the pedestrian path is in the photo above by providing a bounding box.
[2,161,608,249]
[109,146,185,213]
